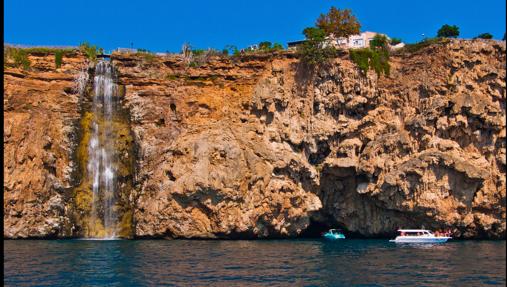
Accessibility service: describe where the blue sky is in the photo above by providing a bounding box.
[5,0,506,53]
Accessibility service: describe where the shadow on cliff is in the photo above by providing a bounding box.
[293,61,318,98]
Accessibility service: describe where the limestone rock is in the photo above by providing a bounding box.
[4,39,505,239]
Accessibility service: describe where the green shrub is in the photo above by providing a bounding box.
[223,45,239,56]
[192,49,206,56]
[390,37,402,45]
[5,46,78,70]
[298,27,336,65]
[399,37,449,54]
[137,48,151,53]
[350,48,390,76]
[437,24,460,38]
[79,42,99,61]
[370,49,390,76]
[298,42,336,66]
[8,48,31,70]
[369,34,389,49]
[55,50,63,68]
[297,6,362,66]
[272,43,284,51]
[349,48,371,73]
[259,41,272,50]
[303,27,326,42]
[22,47,74,55]
[257,41,284,52]
[475,33,493,39]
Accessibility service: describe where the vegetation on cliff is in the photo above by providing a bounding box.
[475,33,493,39]
[316,7,361,38]
[79,42,103,61]
[348,32,391,76]
[396,37,450,54]
[298,6,361,65]
[4,47,31,69]
[298,27,337,65]
[437,24,460,38]
[349,47,390,76]
[3,38,506,239]
[54,50,63,68]
[4,45,94,70]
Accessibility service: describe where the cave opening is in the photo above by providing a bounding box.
[308,140,331,165]
[300,219,331,238]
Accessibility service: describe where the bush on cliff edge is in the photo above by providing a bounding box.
[298,27,337,65]
[4,47,31,70]
[349,48,390,76]
[55,50,63,68]
[79,42,100,61]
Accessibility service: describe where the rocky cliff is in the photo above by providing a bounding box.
[4,51,87,237]
[4,39,506,239]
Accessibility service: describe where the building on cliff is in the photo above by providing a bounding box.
[116,48,137,54]
[288,31,405,50]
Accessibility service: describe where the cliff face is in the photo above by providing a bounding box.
[3,39,506,239]
[4,52,87,237]
[113,39,506,239]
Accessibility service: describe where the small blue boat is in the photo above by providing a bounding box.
[323,229,346,240]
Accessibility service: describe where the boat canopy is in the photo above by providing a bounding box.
[397,229,432,233]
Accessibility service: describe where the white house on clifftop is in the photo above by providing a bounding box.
[288,31,405,50]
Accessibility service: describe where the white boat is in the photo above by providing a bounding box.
[389,229,452,243]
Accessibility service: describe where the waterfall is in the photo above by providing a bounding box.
[88,61,119,238]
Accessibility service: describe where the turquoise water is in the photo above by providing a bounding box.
[4,239,505,286]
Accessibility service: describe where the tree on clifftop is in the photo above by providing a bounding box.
[475,33,493,39]
[298,27,336,65]
[298,6,361,65]
[437,24,460,38]
[316,7,361,39]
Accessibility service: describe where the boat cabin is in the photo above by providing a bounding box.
[397,229,433,236]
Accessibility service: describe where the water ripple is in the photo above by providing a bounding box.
[4,240,506,286]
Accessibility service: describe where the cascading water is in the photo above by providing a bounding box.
[72,59,134,239]
[88,61,119,238]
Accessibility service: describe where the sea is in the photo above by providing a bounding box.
[4,239,506,286]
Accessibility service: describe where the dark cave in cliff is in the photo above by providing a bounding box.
[300,219,332,238]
